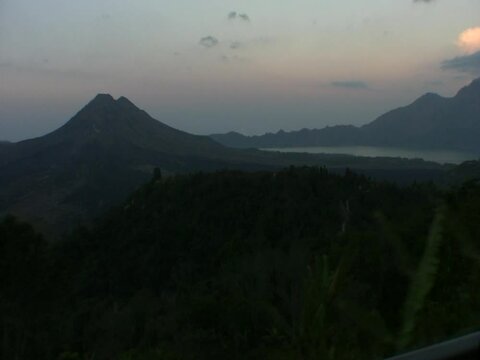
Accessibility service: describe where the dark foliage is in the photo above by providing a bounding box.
[1,167,480,359]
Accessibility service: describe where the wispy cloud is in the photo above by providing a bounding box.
[331,81,370,90]
[442,51,480,74]
[227,11,250,22]
[413,0,436,3]
[230,41,243,50]
[199,36,219,48]
[238,14,250,22]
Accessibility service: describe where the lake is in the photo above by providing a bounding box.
[263,146,480,164]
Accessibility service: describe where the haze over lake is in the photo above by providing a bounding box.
[264,146,480,165]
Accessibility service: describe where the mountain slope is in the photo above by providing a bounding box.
[362,79,480,149]
[211,78,480,152]
[0,94,237,165]
[0,95,275,235]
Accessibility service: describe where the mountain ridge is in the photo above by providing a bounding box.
[211,78,480,152]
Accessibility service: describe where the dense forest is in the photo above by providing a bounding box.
[1,167,480,359]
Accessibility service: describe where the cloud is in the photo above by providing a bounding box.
[458,27,480,54]
[227,11,250,22]
[238,14,250,22]
[230,41,243,50]
[331,81,370,90]
[199,36,219,48]
[442,51,480,74]
[413,0,436,3]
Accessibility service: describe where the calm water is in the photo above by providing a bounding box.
[264,146,480,164]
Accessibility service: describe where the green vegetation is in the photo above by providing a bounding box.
[1,167,480,359]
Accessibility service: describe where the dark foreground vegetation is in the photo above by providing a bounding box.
[1,167,480,359]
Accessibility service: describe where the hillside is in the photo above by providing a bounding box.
[445,159,480,184]
[2,167,480,359]
[0,94,269,234]
[0,141,12,159]
[0,94,245,166]
[211,78,480,152]
[0,95,448,236]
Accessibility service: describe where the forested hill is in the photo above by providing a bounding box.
[446,159,480,184]
[2,167,480,359]
[211,78,480,151]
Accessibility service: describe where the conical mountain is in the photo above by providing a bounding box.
[0,95,265,235]
[56,94,228,155]
[3,94,229,165]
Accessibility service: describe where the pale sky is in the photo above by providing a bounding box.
[1,0,479,141]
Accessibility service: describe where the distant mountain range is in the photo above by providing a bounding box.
[0,94,450,236]
[211,78,480,152]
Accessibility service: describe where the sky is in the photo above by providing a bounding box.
[1,0,480,141]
